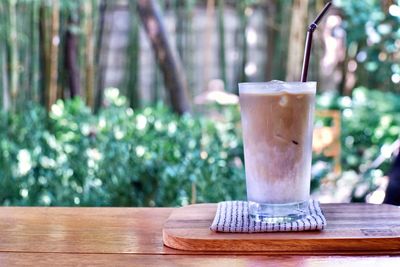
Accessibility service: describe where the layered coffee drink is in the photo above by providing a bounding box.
[239,81,316,222]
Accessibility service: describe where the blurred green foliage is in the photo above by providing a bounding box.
[335,0,400,90]
[317,87,400,201]
[317,87,400,172]
[1,87,400,206]
[0,90,245,206]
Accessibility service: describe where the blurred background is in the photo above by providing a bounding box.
[0,0,399,207]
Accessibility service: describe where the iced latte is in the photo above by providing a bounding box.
[239,81,316,222]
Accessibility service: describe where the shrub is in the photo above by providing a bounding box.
[317,87,400,202]
[0,90,245,206]
[1,87,399,206]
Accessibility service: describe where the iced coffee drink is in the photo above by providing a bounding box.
[239,81,316,222]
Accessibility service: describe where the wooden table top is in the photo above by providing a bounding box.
[0,205,399,266]
[163,203,400,253]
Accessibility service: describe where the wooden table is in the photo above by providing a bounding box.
[0,205,399,266]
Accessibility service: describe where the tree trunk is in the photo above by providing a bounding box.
[137,0,191,115]
[84,0,95,109]
[65,13,81,98]
[286,0,309,82]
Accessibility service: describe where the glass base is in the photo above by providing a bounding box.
[248,200,308,223]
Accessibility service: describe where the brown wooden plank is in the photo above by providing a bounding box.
[0,252,399,267]
[0,207,173,254]
[1,205,400,256]
[163,203,400,253]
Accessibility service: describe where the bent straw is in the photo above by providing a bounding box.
[300,1,332,82]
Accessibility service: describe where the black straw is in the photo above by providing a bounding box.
[300,1,332,82]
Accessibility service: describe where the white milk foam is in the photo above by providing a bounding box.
[239,81,316,95]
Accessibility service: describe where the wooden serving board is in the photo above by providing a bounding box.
[163,203,400,253]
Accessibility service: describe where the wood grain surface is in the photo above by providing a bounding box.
[0,253,399,267]
[0,207,173,254]
[0,205,400,266]
[163,203,400,253]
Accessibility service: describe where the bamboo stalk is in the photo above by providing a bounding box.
[65,6,81,98]
[57,2,67,101]
[217,0,227,87]
[84,0,95,109]
[91,0,99,107]
[40,0,60,110]
[1,43,10,111]
[265,0,277,81]
[7,0,19,110]
[0,48,2,110]
[18,2,32,105]
[126,0,140,109]
[236,0,249,85]
[175,0,184,58]
[184,0,195,96]
[151,1,164,104]
[203,0,215,89]
[0,2,5,110]
[286,0,309,81]
[18,2,27,103]
[94,0,107,112]
[152,63,160,103]
[19,2,28,104]
[78,0,85,95]
[39,2,49,107]
[47,0,60,110]
[28,0,41,103]
[272,1,291,80]
[25,0,33,102]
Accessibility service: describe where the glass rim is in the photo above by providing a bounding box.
[238,81,316,95]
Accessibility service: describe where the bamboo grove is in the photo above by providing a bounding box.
[0,0,303,114]
[0,0,104,112]
[2,0,397,114]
